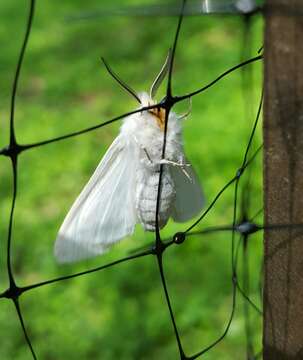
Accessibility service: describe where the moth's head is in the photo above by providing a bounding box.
[101,51,171,130]
[149,107,166,131]
[137,92,165,130]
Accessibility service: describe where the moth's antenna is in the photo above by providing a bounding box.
[101,57,141,104]
[178,97,192,120]
[150,50,172,99]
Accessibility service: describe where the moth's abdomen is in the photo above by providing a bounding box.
[136,169,175,231]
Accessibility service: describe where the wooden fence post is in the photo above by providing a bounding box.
[263,0,303,358]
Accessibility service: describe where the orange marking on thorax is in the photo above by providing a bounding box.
[149,107,166,131]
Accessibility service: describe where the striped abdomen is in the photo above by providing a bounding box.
[136,169,176,231]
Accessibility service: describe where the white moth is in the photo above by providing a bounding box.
[55,54,204,263]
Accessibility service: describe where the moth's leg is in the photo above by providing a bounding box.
[159,157,192,182]
[159,156,190,168]
[132,135,153,164]
[159,159,190,167]
[143,148,153,164]
[178,97,192,121]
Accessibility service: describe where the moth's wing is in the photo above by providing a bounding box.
[171,162,204,222]
[55,135,138,263]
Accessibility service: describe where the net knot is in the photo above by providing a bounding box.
[173,232,186,244]
[0,144,23,157]
[236,167,244,178]
[2,284,22,300]
[236,221,260,235]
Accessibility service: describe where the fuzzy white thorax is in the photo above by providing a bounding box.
[120,92,184,231]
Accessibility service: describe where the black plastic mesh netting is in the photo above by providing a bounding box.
[0,0,284,359]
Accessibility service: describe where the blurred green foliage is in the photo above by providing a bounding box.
[0,0,263,359]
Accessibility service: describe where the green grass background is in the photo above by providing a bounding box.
[0,1,263,359]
